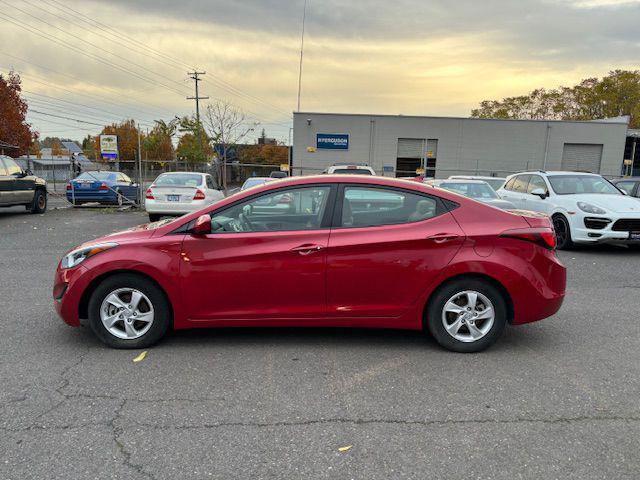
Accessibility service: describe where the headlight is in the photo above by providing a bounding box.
[61,242,118,269]
[577,202,607,215]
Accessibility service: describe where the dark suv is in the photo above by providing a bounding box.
[0,155,48,214]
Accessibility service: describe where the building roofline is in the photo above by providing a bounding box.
[293,111,630,126]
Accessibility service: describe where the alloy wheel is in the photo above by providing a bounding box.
[441,290,495,343]
[553,216,567,248]
[100,288,154,339]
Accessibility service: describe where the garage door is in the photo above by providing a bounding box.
[397,138,425,158]
[561,143,603,173]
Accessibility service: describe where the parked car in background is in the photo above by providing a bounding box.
[425,179,515,210]
[67,171,138,207]
[611,177,640,197]
[498,171,640,249]
[322,164,376,175]
[54,175,565,353]
[240,177,274,191]
[0,155,47,214]
[269,171,288,179]
[448,175,506,191]
[145,172,224,222]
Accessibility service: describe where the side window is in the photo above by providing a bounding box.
[527,175,548,194]
[0,159,8,176]
[116,173,125,182]
[341,186,438,228]
[206,175,215,189]
[511,175,531,193]
[122,174,132,183]
[504,177,516,191]
[616,181,636,195]
[211,186,332,233]
[3,158,22,175]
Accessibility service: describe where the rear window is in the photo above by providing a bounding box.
[76,172,114,181]
[439,182,498,199]
[241,178,269,190]
[155,173,203,187]
[332,168,373,175]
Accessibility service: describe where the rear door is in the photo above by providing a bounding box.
[326,184,465,319]
[501,174,530,209]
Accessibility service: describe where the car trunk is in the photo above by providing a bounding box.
[151,186,199,202]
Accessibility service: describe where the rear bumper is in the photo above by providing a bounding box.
[145,199,209,215]
[66,190,117,203]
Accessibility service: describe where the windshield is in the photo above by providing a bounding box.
[440,182,499,199]
[76,172,113,181]
[332,168,373,175]
[155,173,202,187]
[547,175,620,195]
[484,179,505,190]
[241,178,269,190]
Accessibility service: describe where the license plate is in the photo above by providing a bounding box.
[629,232,640,241]
[80,183,90,189]
[167,195,180,202]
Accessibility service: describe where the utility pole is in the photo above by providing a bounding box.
[187,71,209,164]
[137,123,143,205]
[296,0,308,112]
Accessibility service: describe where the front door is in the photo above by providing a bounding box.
[3,157,32,203]
[326,185,465,318]
[0,158,11,205]
[180,185,335,321]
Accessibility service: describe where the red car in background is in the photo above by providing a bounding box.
[54,175,566,353]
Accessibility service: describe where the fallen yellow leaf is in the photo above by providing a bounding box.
[338,445,352,452]
[133,351,148,363]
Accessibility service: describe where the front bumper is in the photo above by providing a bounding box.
[570,214,640,244]
[53,264,90,327]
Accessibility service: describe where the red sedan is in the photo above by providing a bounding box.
[53,175,566,352]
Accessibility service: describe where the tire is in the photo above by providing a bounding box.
[552,214,574,250]
[426,278,507,353]
[87,273,171,349]
[29,189,47,214]
[148,214,161,222]
[116,190,124,207]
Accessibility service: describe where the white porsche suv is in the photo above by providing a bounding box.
[497,171,640,249]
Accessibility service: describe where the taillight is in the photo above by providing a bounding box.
[66,183,72,191]
[500,228,556,250]
[145,188,154,200]
[99,183,108,191]
[193,189,206,200]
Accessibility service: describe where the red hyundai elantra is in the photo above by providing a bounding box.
[53,175,566,352]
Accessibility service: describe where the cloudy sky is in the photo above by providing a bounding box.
[0,0,639,143]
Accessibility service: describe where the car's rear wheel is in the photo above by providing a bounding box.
[29,189,47,214]
[426,278,507,353]
[148,214,161,222]
[87,273,171,349]
[116,190,124,207]
[552,214,574,250]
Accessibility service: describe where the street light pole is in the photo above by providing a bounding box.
[296,0,308,112]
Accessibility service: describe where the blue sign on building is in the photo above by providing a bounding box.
[317,133,349,150]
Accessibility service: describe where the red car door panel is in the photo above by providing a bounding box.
[180,230,329,321]
[327,212,464,318]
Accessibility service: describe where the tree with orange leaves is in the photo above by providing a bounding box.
[0,70,37,157]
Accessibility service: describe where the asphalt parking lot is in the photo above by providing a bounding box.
[1,205,639,479]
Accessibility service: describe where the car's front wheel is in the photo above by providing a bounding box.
[552,214,574,250]
[426,278,507,353]
[87,273,171,349]
[148,214,161,222]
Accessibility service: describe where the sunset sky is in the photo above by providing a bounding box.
[1,0,639,143]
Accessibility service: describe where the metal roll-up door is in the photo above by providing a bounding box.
[397,138,425,158]
[561,143,603,173]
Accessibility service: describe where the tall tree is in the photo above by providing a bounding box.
[204,100,257,189]
[144,118,178,161]
[176,115,211,164]
[0,70,37,157]
[471,70,640,128]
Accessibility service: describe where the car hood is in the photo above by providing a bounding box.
[570,194,640,213]
[89,221,167,245]
[477,198,515,210]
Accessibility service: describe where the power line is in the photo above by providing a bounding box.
[0,7,189,97]
[29,109,106,127]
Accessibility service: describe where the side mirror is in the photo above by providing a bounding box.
[531,188,547,199]
[192,214,211,235]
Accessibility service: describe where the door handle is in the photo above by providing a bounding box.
[290,244,324,255]
[426,233,460,243]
